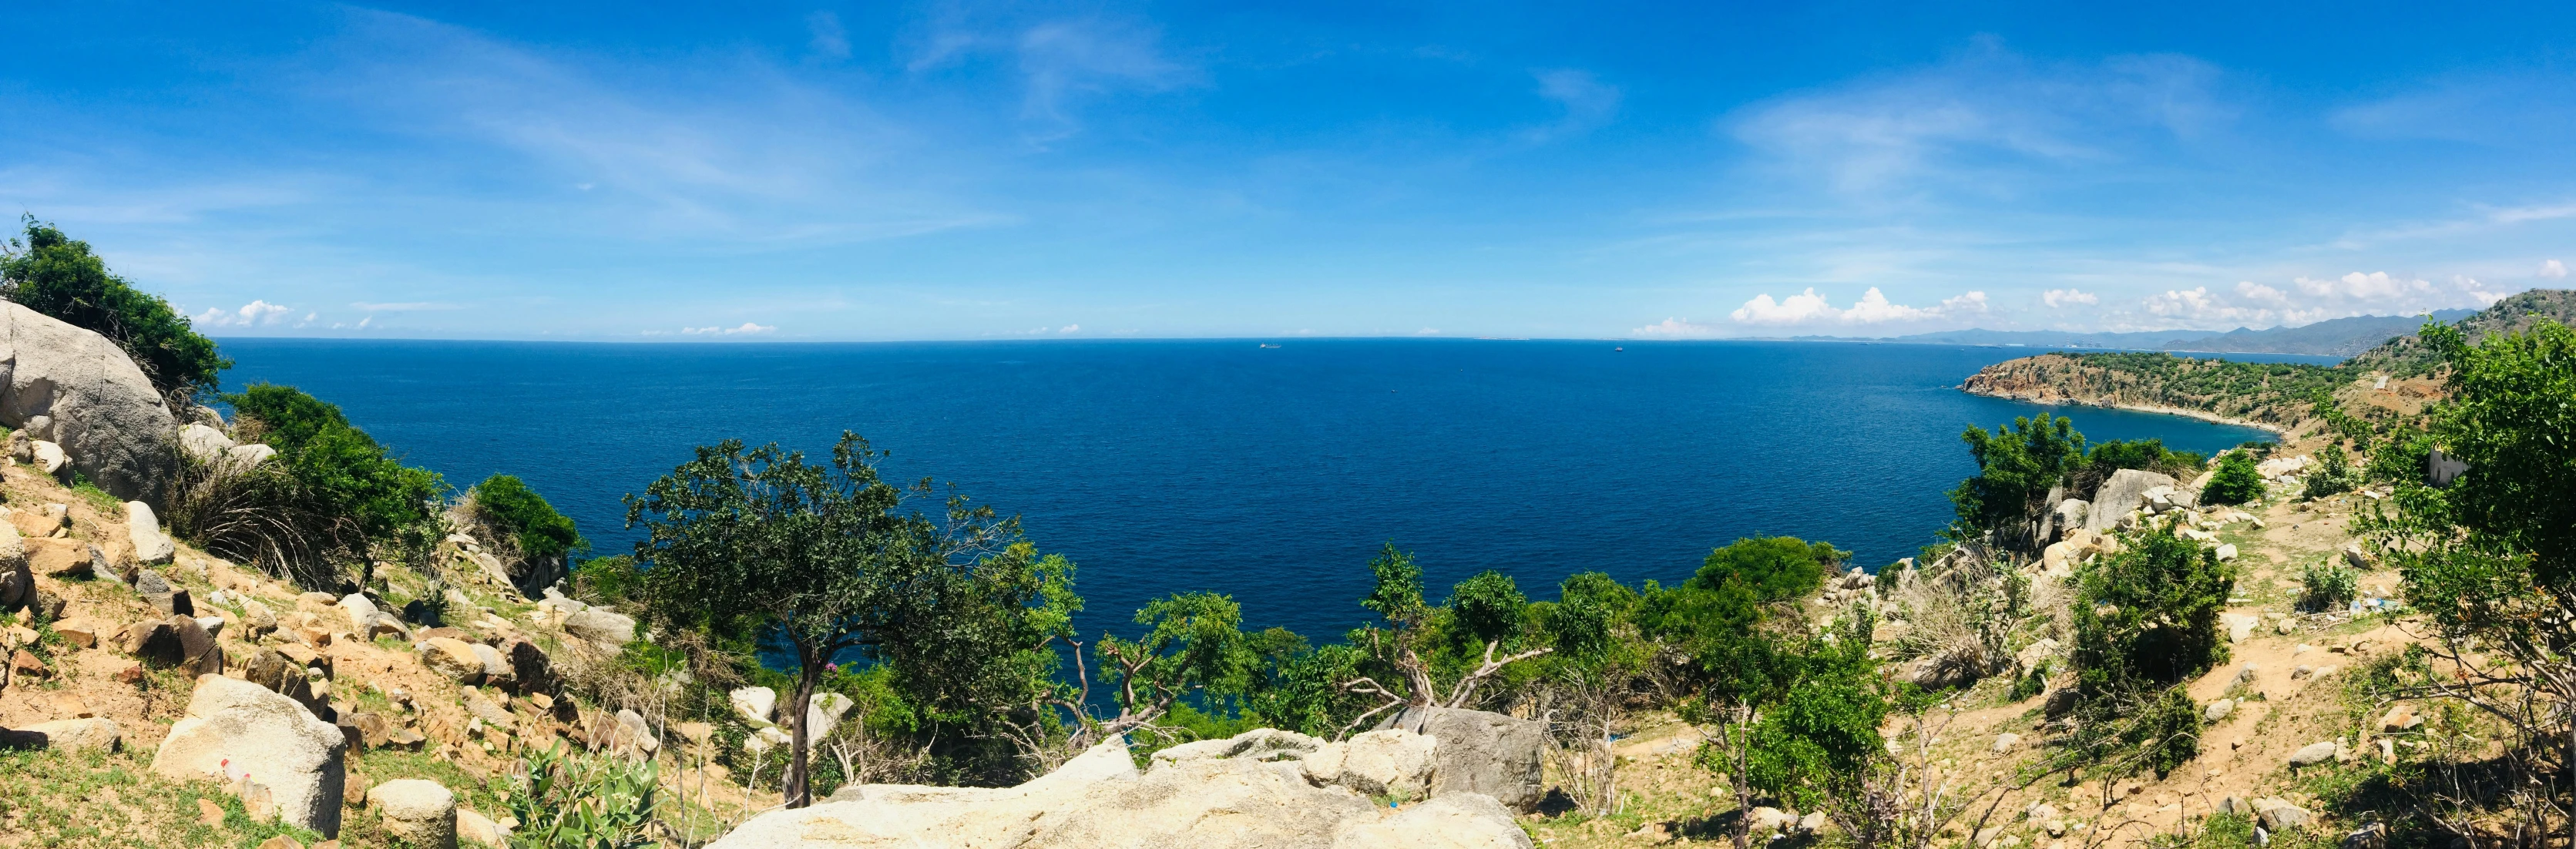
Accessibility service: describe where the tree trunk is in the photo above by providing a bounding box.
[784,643,821,808]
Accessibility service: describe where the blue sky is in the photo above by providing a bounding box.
[3,2,2571,341]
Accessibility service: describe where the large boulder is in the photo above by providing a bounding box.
[372,779,458,849]
[1330,793,1535,849]
[748,737,1531,849]
[419,638,486,684]
[2087,469,2180,532]
[1382,706,1547,811]
[564,608,636,649]
[1301,729,1437,798]
[153,676,348,836]
[730,686,777,723]
[0,717,122,753]
[0,302,182,508]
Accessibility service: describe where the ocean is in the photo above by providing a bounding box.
[216,338,2275,642]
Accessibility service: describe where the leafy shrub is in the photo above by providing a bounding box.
[1691,536,1844,603]
[1444,570,1527,649]
[2300,559,2359,612]
[2119,685,2205,778]
[2199,449,2264,506]
[171,384,440,587]
[505,742,657,849]
[0,217,230,406]
[2071,522,2234,695]
[469,474,586,567]
[229,384,442,542]
[2301,447,2359,499]
[575,555,645,606]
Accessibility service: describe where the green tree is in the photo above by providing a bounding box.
[470,474,588,581]
[1690,536,1844,603]
[1066,591,1258,750]
[173,383,441,587]
[2198,449,2264,506]
[2363,318,2576,837]
[1950,415,2087,549]
[1445,570,1528,650]
[625,433,1076,804]
[0,217,229,405]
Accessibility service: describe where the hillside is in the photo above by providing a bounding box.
[1960,290,2575,434]
[1798,308,2477,357]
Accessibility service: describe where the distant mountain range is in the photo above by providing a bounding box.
[1792,310,2480,358]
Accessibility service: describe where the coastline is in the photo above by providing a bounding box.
[1960,387,2293,437]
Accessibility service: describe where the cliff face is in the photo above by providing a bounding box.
[1959,353,2333,431]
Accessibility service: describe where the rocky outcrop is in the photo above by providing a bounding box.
[152,676,348,836]
[739,736,1530,848]
[373,779,458,849]
[2087,469,2179,532]
[125,501,175,565]
[1303,729,1437,797]
[0,302,181,508]
[1379,706,1547,811]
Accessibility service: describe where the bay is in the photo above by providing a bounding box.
[217,338,2274,642]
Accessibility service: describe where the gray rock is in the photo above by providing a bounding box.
[125,501,174,565]
[177,423,236,465]
[470,643,512,688]
[1301,729,1436,797]
[1153,727,1325,766]
[2290,741,2341,767]
[371,779,458,849]
[0,303,181,508]
[152,676,348,836]
[2253,797,2312,831]
[0,717,122,753]
[563,608,636,648]
[2205,700,2235,721]
[227,443,277,468]
[2087,468,2181,532]
[1993,732,2020,752]
[1379,705,1548,811]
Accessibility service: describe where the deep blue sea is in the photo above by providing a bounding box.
[217,339,2276,642]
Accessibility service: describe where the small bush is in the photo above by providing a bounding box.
[470,474,586,568]
[2301,448,2359,499]
[505,742,658,849]
[2199,450,2264,506]
[2301,559,2359,612]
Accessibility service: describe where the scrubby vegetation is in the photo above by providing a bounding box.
[168,384,445,589]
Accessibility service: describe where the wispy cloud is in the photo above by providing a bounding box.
[2105,273,2512,331]
[1523,69,1620,142]
[1728,42,2231,196]
[807,12,851,61]
[906,11,1197,144]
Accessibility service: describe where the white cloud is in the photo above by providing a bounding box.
[1524,69,1621,142]
[1631,318,1723,338]
[2544,260,2568,279]
[1728,288,1840,325]
[1413,327,1441,336]
[1720,287,1988,328]
[193,300,294,327]
[681,322,776,335]
[2041,288,2099,307]
[1058,324,1080,333]
[2121,271,2514,331]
